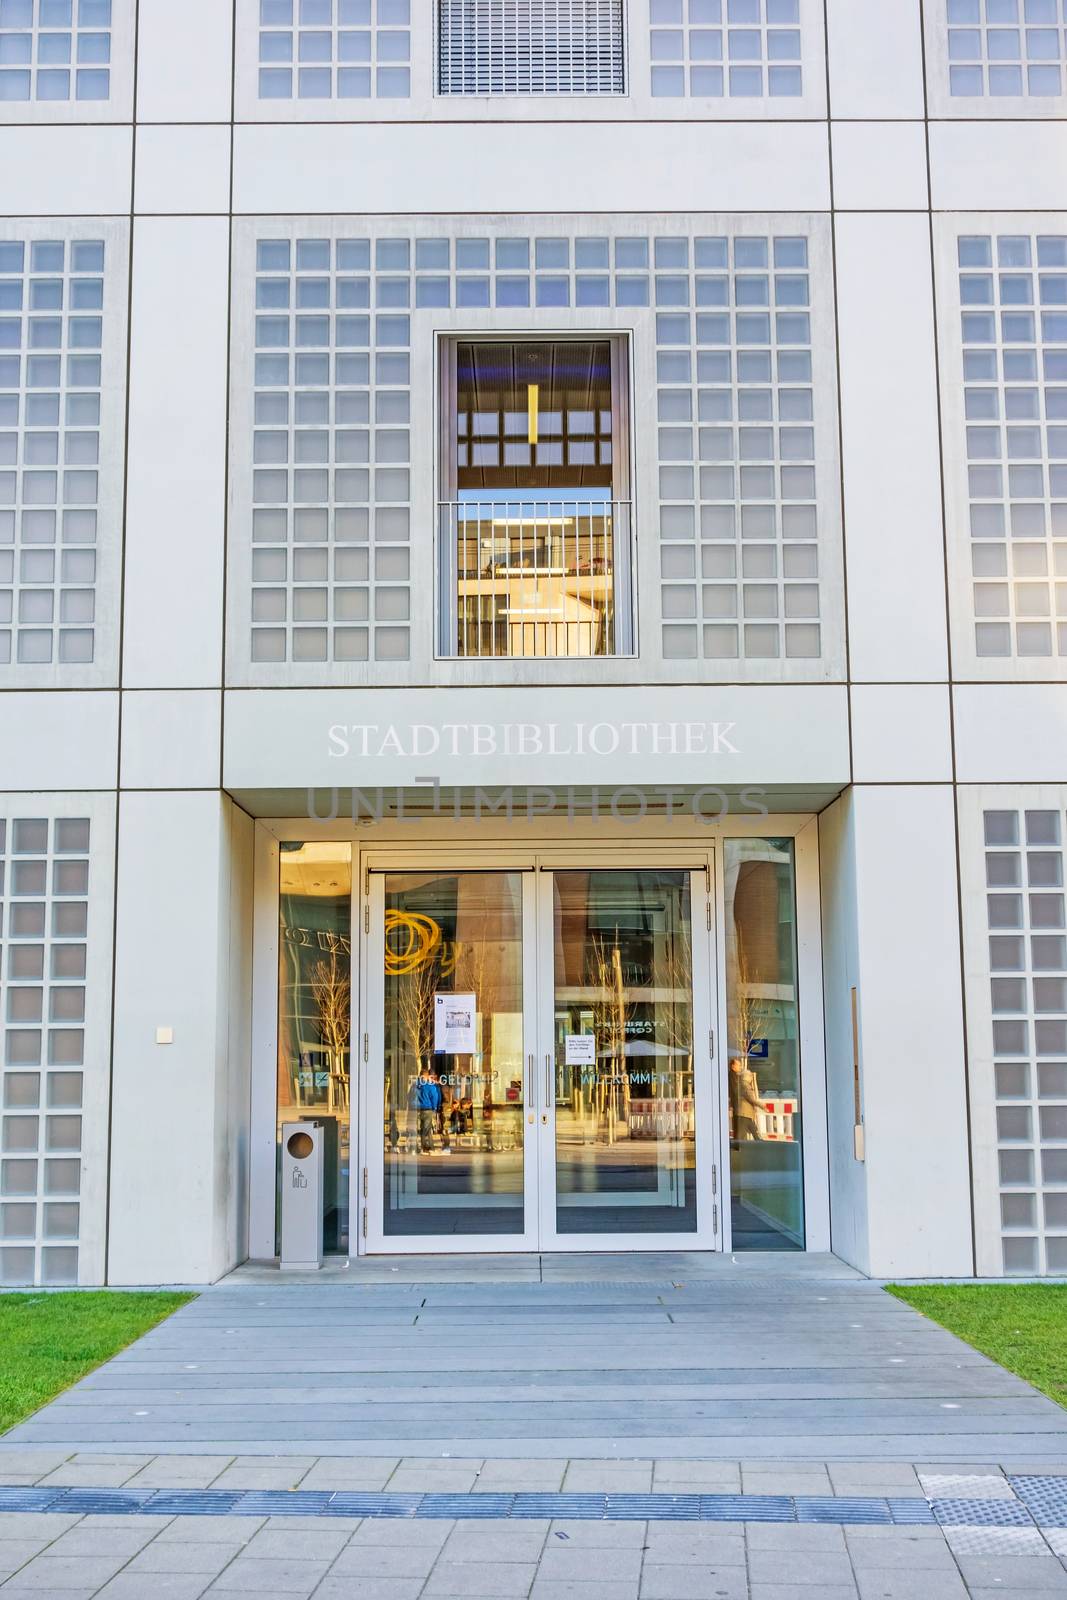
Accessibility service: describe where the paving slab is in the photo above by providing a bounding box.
[7,1260,1064,1469]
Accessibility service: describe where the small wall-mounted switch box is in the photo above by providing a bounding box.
[156,1027,174,1046]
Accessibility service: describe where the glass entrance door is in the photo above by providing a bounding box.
[363,860,719,1252]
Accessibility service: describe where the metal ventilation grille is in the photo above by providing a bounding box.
[437,0,627,96]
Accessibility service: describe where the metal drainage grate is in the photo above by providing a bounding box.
[0,1484,1011,1527]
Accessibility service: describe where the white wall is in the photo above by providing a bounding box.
[847,786,973,1278]
[107,791,253,1284]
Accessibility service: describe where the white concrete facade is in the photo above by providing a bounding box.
[0,0,1064,1285]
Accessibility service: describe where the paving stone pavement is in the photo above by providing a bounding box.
[0,1505,1062,1598]
[1,1259,1065,1595]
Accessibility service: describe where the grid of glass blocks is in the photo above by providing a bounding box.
[0,0,111,104]
[649,0,802,98]
[437,0,626,94]
[655,234,820,661]
[984,807,1067,1277]
[0,237,104,668]
[252,236,412,664]
[258,0,410,99]
[0,815,89,1287]
[959,234,1067,660]
[948,0,1067,98]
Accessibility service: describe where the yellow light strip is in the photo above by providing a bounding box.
[527,383,539,446]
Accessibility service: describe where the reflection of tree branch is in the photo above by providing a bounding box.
[394,955,437,1073]
[731,935,767,1060]
[310,951,351,1062]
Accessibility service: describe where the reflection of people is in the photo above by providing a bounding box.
[437,1069,452,1154]
[414,1065,442,1152]
[729,1055,762,1142]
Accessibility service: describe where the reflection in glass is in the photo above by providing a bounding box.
[277,842,353,1253]
[724,838,804,1250]
[553,869,697,1234]
[448,340,623,658]
[382,871,525,1236]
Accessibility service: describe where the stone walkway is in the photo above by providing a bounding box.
[0,1493,1065,1598]
[0,1256,1064,1595]
[4,1255,1065,1463]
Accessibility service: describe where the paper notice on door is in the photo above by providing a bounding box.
[434,993,476,1054]
[565,1033,596,1066]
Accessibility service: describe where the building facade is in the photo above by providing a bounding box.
[0,0,1065,1285]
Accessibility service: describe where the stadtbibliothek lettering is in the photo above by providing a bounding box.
[327,721,741,760]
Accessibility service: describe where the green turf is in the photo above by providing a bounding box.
[888,1282,1067,1410]
[0,1291,193,1434]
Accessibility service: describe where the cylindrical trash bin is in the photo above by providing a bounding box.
[280,1121,324,1271]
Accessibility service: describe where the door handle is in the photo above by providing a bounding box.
[545,1054,553,1107]
[527,1054,534,1110]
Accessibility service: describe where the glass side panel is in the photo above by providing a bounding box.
[382,870,526,1237]
[277,842,353,1254]
[724,837,804,1250]
[552,868,698,1234]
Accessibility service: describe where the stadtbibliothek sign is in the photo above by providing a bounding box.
[327,720,741,760]
[223,684,850,789]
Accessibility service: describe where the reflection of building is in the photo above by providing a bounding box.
[3,5,1062,1286]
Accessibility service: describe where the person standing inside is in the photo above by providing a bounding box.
[415,1065,440,1153]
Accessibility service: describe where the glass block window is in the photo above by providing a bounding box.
[948,0,1067,99]
[259,0,410,100]
[0,814,89,1287]
[252,235,412,664]
[958,233,1067,660]
[0,237,104,669]
[655,233,820,661]
[437,0,626,94]
[649,0,802,98]
[0,0,111,104]
[983,805,1067,1277]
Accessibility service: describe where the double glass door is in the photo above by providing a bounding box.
[362,859,720,1252]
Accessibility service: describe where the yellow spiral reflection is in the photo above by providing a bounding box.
[384,910,442,975]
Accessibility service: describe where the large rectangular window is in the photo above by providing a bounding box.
[439,337,633,657]
[725,837,804,1250]
[277,843,353,1254]
[437,0,626,95]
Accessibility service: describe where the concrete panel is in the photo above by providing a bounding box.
[0,127,133,215]
[850,685,953,785]
[119,691,222,790]
[852,785,973,1278]
[232,122,832,216]
[930,122,1067,211]
[0,694,118,792]
[137,0,234,123]
[954,685,1067,784]
[831,123,928,211]
[107,792,253,1285]
[835,214,949,681]
[223,684,852,793]
[825,0,924,118]
[133,126,232,215]
[122,218,229,688]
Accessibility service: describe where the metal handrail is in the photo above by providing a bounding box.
[439,496,632,659]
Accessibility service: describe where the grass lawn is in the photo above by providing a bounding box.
[888,1282,1067,1410]
[0,1291,193,1435]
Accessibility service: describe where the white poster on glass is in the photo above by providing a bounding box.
[434,993,476,1054]
[565,1034,596,1066]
